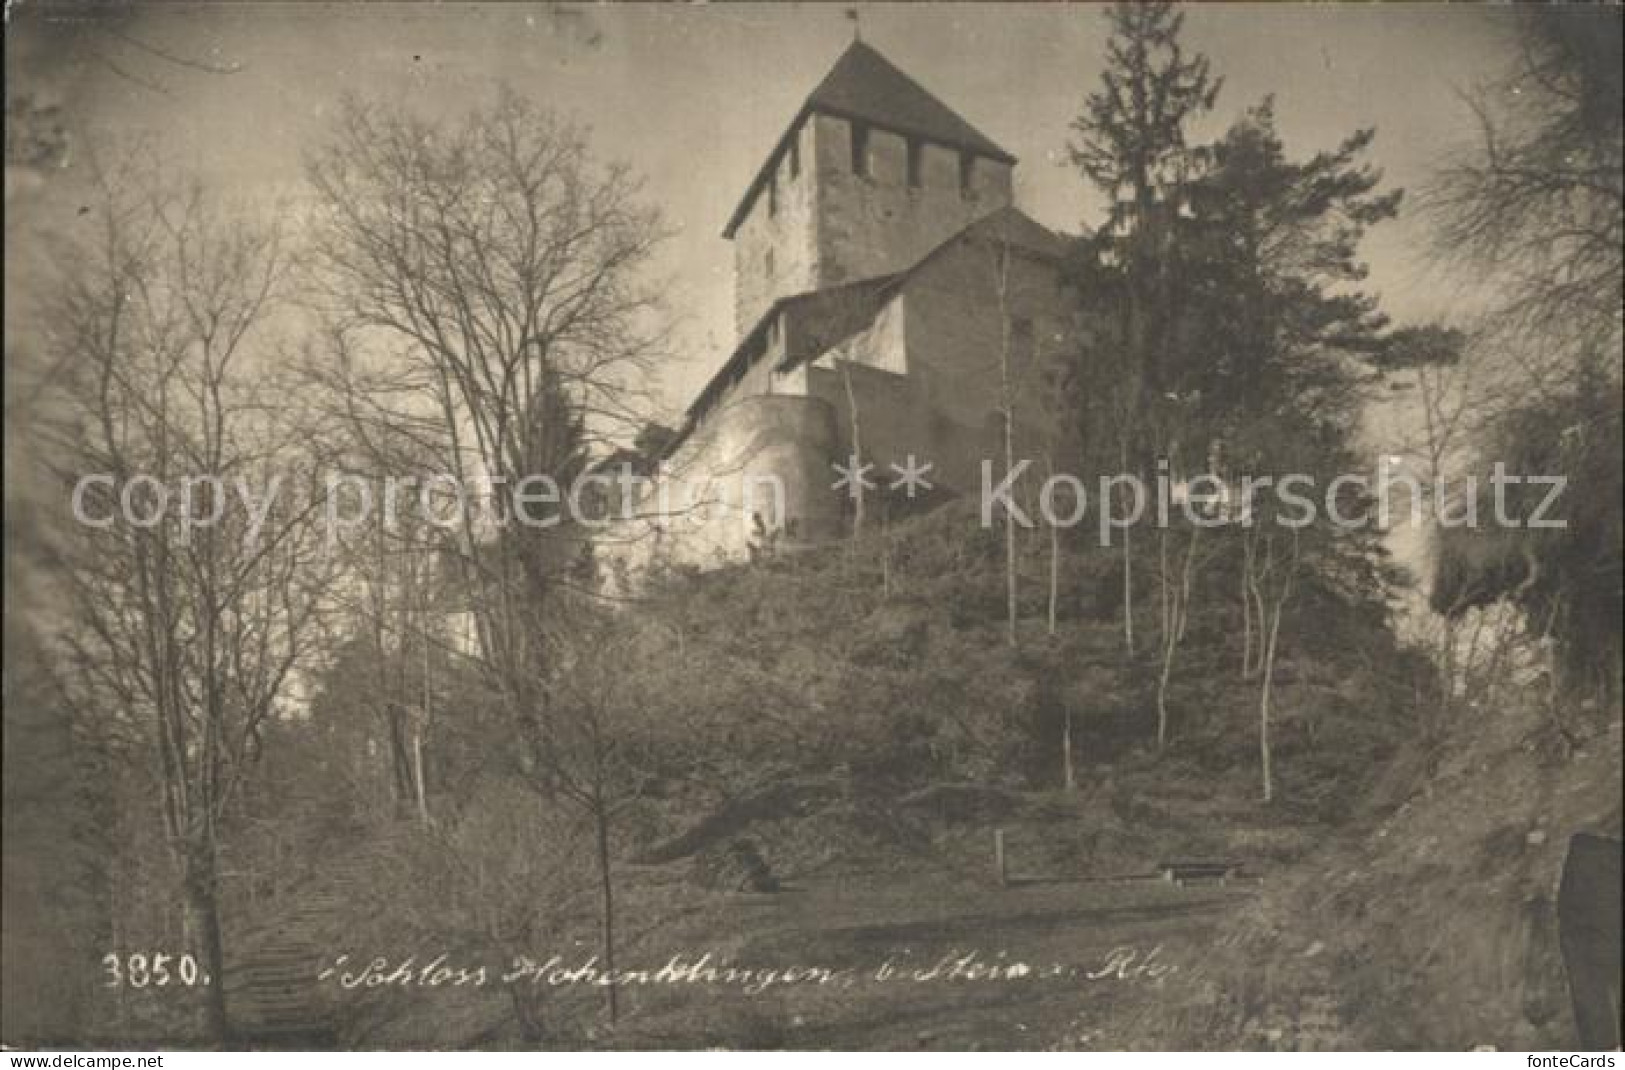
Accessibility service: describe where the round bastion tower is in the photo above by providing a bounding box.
[659,393,842,566]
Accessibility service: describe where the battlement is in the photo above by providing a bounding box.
[726,41,1015,335]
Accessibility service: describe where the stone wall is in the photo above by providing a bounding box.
[800,234,1075,501]
[729,112,1015,338]
[603,393,842,582]
[898,235,1076,489]
[649,101,1072,581]
[660,223,1076,579]
[806,359,932,495]
[732,121,819,336]
[810,112,1012,291]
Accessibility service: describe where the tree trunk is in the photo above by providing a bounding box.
[507,981,544,1043]
[1004,492,1018,647]
[184,843,230,1045]
[1062,708,1076,791]
[1156,530,1172,749]
[1159,527,1172,645]
[593,805,618,1025]
[840,361,863,544]
[1119,437,1135,654]
[1241,531,1255,678]
[1156,633,1176,752]
[1242,530,1269,681]
[412,729,429,828]
[1176,524,1198,645]
[1259,599,1284,804]
[1047,500,1060,637]
[416,618,432,827]
[1256,537,1294,804]
[387,706,414,816]
[881,501,892,600]
[1154,529,1195,751]
[993,240,1018,648]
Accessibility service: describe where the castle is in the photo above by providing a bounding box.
[607,40,1079,576]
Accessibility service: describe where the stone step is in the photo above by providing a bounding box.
[234,982,318,1001]
[237,944,323,958]
[227,954,324,973]
[223,837,413,1045]
[234,1003,325,1025]
[234,996,327,1015]
[228,973,317,992]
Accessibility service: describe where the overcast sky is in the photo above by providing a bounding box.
[9,2,1518,422]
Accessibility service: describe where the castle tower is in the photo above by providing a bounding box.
[723,41,1017,336]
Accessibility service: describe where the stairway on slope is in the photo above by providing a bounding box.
[223,824,414,1047]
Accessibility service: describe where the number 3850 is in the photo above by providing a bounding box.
[102,952,209,987]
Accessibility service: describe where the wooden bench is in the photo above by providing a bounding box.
[1157,860,1242,886]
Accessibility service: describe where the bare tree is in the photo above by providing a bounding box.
[838,359,866,544]
[992,240,1020,647]
[1247,530,1299,804]
[544,616,664,1026]
[305,86,667,765]
[1422,10,1622,706]
[1390,344,1506,719]
[305,89,668,1034]
[42,156,329,1043]
[1154,521,1204,751]
[1425,6,1622,377]
[1239,524,1256,679]
[345,484,444,824]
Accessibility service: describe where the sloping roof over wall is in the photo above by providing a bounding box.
[669,207,1070,461]
[722,40,1016,238]
[902,205,1072,276]
[683,275,898,424]
[771,207,1071,375]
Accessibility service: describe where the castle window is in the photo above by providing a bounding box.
[788,129,800,178]
[906,138,923,188]
[765,248,775,277]
[850,121,870,178]
[959,151,975,196]
[767,171,777,217]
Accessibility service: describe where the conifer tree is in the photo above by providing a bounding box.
[1070,2,1220,658]
[1070,0,1220,399]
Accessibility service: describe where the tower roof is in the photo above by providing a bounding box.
[806,41,1013,163]
[723,40,1016,238]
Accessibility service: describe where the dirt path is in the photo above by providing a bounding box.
[616,866,1254,1049]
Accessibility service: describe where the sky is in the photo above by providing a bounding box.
[8,1,1520,425]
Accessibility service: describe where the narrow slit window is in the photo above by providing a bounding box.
[959,151,975,195]
[907,138,923,188]
[851,122,869,177]
[767,172,777,217]
[788,129,801,178]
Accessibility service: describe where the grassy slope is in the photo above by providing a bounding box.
[215,502,1616,1051]
[620,506,1621,1050]
[1118,690,1622,1051]
[349,501,1421,1049]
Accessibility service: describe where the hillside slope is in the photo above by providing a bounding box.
[1109,687,1622,1050]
